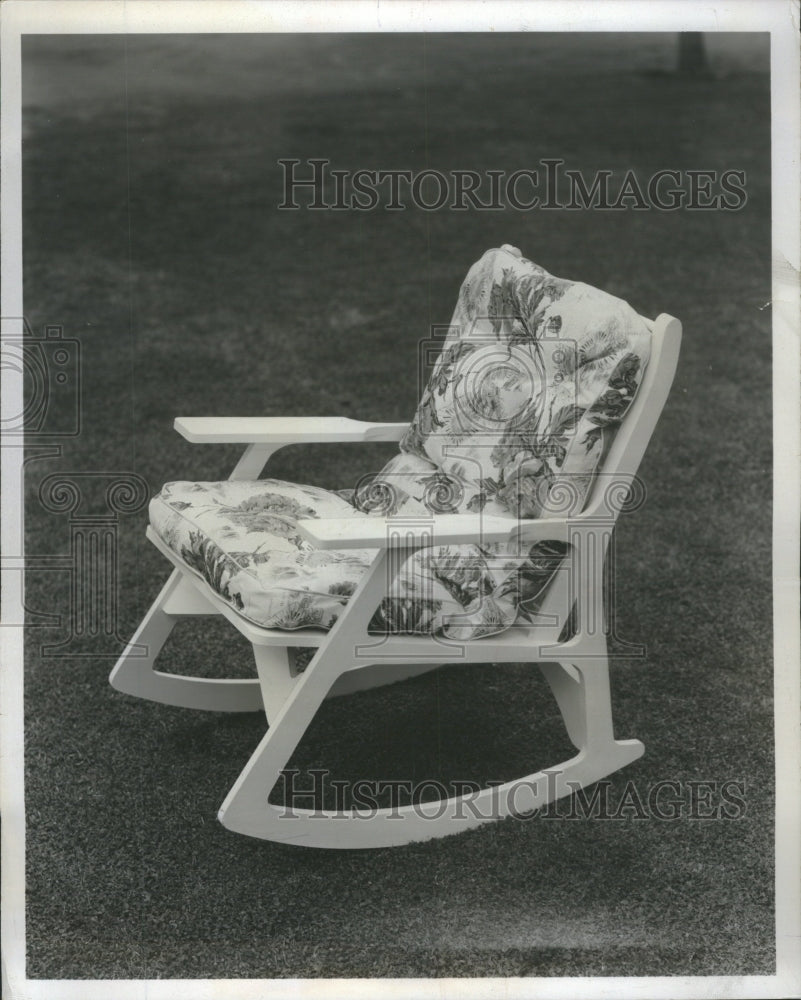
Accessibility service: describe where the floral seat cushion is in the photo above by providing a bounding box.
[149,245,651,640]
[150,480,372,632]
[149,478,567,638]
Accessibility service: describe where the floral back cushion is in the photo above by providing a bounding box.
[369,246,651,519]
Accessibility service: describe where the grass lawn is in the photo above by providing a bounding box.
[20,32,774,979]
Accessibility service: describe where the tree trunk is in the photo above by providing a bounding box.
[678,33,711,76]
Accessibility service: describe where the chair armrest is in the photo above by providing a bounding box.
[296,514,572,550]
[174,416,409,444]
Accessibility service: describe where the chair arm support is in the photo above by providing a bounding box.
[174,416,409,444]
[296,513,573,550]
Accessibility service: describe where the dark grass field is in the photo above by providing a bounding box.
[20,33,774,979]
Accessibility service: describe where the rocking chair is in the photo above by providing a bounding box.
[110,245,681,848]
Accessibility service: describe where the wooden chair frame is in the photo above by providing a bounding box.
[110,313,681,848]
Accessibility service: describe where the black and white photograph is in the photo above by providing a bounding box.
[1,2,799,998]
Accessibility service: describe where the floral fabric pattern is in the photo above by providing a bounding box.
[149,246,650,641]
[149,479,567,638]
[380,245,651,519]
[151,480,373,632]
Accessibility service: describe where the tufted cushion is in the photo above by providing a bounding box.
[149,246,650,641]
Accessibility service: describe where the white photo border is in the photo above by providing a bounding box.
[2,2,799,998]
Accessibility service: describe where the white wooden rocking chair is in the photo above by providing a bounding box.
[110,246,681,848]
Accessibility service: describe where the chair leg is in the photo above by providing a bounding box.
[253,645,300,724]
[218,644,341,840]
[540,657,643,754]
[109,570,264,712]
